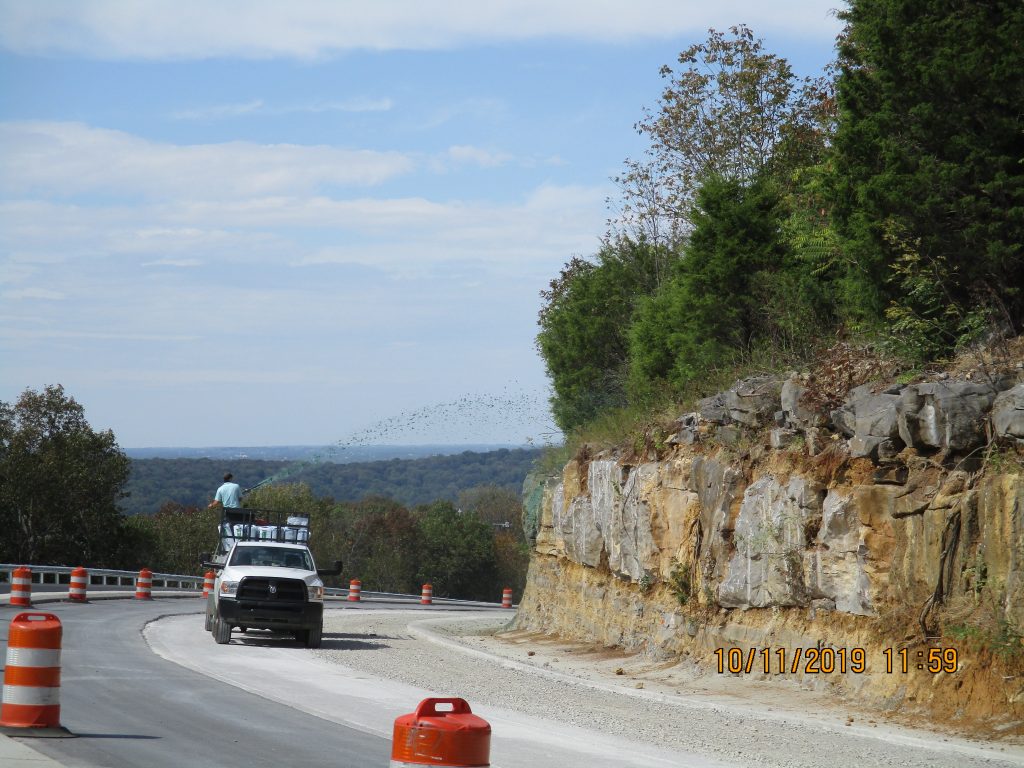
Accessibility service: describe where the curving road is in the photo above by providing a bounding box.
[0,598,404,768]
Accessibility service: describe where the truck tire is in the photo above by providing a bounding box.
[213,614,232,645]
[304,620,322,649]
[204,608,213,632]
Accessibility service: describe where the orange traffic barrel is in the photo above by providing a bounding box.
[347,579,361,602]
[135,568,153,600]
[0,612,62,729]
[501,588,513,609]
[68,567,88,602]
[421,584,433,605]
[202,570,215,599]
[10,566,31,607]
[391,698,490,767]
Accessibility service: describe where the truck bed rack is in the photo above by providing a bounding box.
[217,508,310,554]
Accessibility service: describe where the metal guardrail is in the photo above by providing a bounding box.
[0,563,205,591]
[0,564,512,607]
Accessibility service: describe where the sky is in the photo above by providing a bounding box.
[0,1,843,448]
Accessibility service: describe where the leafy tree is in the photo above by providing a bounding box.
[628,174,817,393]
[615,25,833,242]
[0,385,130,566]
[123,503,219,574]
[828,0,1024,337]
[328,496,419,592]
[537,239,670,432]
[415,501,497,600]
[458,484,530,594]
[457,484,523,533]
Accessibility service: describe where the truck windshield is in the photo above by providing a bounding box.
[231,547,313,570]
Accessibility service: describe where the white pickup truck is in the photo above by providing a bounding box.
[203,509,341,648]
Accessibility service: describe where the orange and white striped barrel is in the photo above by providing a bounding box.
[202,570,215,599]
[10,566,32,607]
[501,588,513,609]
[135,568,153,600]
[68,567,88,602]
[347,579,361,602]
[0,612,63,729]
[420,584,433,605]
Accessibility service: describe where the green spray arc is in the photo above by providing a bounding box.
[243,387,559,493]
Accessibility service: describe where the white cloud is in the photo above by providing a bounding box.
[0,121,416,199]
[0,1,844,60]
[171,100,266,120]
[1,287,65,301]
[141,258,203,267]
[446,145,514,169]
[172,97,393,121]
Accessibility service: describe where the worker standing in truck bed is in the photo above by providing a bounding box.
[213,472,242,508]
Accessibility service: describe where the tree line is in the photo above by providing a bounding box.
[539,5,1024,434]
[122,447,540,517]
[1,385,530,601]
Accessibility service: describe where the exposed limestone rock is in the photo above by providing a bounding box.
[781,373,824,429]
[520,358,1024,728]
[805,492,873,615]
[718,475,822,608]
[993,384,1024,441]
[831,383,903,459]
[723,374,785,427]
[898,377,1015,453]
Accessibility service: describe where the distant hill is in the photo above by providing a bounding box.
[121,447,543,516]
[124,443,525,462]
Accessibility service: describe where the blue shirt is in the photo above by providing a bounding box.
[215,481,242,508]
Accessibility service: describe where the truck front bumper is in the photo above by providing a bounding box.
[217,598,323,630]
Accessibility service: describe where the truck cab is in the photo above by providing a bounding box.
[204,509,340,648]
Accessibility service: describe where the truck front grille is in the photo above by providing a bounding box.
[237,577,306,602]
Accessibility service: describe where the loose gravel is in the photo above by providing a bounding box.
[316,609,1024,768]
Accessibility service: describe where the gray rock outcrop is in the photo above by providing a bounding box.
[992,384,1024,442]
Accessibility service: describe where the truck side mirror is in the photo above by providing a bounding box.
[202,561,224,570]
[317,560,343,577]
[199,552,210,564]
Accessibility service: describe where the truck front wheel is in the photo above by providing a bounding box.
[213,614,232,644]
[304,620,323,649]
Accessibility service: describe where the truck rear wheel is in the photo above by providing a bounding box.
[213,614,232,644]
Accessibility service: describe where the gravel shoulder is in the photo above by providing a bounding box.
[318,609,1024,768]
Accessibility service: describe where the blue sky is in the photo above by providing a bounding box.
[0,1,843,448]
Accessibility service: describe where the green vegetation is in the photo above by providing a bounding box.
[2,387,533,601]
[537,10,1024,451]
[124,482,526,601]
[0,385,131,567]
[121,447,540,517]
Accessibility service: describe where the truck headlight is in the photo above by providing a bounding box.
[220,581,239,597]
[309,585,324,602]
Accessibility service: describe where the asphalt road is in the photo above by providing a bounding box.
[0,598,403,768]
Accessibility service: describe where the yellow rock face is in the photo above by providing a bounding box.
[521,444,1024,728]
